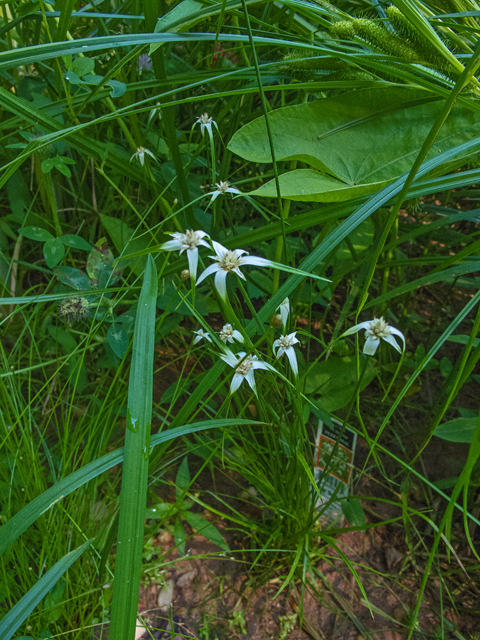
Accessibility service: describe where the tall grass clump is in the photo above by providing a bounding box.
[1,0,480,638]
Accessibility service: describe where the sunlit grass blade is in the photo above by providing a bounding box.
[109,254,157,639]
[0,539,92,640]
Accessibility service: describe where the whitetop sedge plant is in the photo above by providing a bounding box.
[342,317,405,356]
[3,1,480,638]
[160,229,210,280]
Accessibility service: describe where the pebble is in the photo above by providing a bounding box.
[157,579,174,610]
[177,568,197,588]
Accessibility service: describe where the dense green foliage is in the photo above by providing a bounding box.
[1,0,480,638]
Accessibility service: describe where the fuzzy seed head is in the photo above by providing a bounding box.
[270,314,283,328]
[58,296,90,323]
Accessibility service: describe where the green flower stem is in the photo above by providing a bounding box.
[239,0,288,267]
[143,0,195,228]
[272,161,296,294]
[105,96,138,151]
[34,155,62,237]
[207,128,217,227]
[218,288,250,345]
[236,278,265,336]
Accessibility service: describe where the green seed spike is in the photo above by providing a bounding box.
[283,50,346,71]
[386,6,446,67]
[353,18,421,62]
[330,20,356,39]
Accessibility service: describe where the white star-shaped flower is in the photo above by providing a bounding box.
[343,317,405,356]
[207,180,242,204]
[219,350,275,395]
[192,329,212,345]
[218,323,244,344]
[160,229,210,280]
[276,298,290,329]
[273,332,300,376]
[194,113,217,138]
[148,102,162,125]
[130,146,157,167]
[196,241,273,300]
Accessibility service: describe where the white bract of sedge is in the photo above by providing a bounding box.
[219,324,244,344]
[196,241,273,300]
[277,298,290,329]
[273,332,300,376]
[220,351,274,394]
[344,317,405,356]
[192,329,212,345]
[208,180,241,203]
[195,113,217,137]
[160,229,210,280]
[130,146,156,167]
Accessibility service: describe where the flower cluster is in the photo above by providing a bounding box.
[158,225,405,396]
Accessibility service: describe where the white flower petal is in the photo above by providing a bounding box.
[363,336,379,356]
[344,321,372,336]
[196,263,221,286]
[219,351,239,368]
[187,247,199,280]
[389,326,406,350]
[244,369,257,393]
[214,269,229,300]
[161,239,183,252]
[232,266,246,280]
[232,330,244,343]
[240,256,272,268]
[285,346,299,377]
[383,333,402,353]
[212,240,228,259]
[230,373,244,394]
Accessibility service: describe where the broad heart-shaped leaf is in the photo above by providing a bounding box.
[249,169,389,203]
[19,226,54,242]
[43,238,65,268]
[107,323,129,359]
[304,356,376,413]
[0,539,91,640]
[434,418,477,443]
[58,234,92,251]
[55,266,92,290]
[228,87,480,202]
[86,238,122,288]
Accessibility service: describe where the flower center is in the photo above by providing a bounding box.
[236,356,253,376]
[367,317,391,340]
[278,335,293,349]
[183,229,200,250]
[200,113,212,125]
[216,181,229,193]
[218,250,241,271]
[219,324,234,341]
